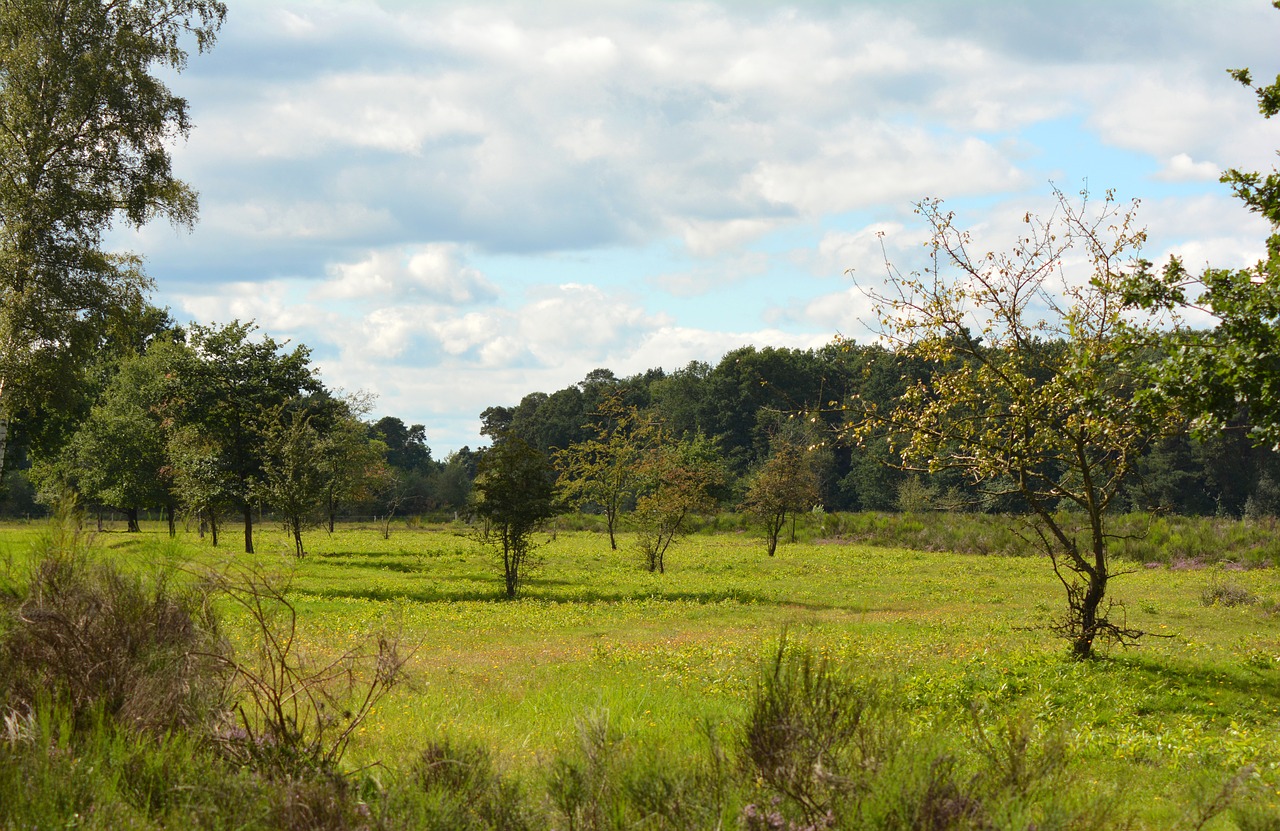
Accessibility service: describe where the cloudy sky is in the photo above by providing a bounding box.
[110,0,1280,455]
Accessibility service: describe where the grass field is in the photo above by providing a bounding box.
[4,515,1280,828]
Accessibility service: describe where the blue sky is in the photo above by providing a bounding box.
[110,0,1280,455]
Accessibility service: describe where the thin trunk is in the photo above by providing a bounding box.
[166,504,176,537]
[243,505,254,554]
[126,507,139,532]
[209,511,219,547]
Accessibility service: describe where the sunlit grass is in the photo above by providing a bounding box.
[21,515,1280,826]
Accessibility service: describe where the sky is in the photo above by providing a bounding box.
[108,0,1280,455]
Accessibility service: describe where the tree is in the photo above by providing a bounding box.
[321,412,389,532]
[56,366,170,533]
[0,0,225,475]
[258,408,327,557]
[1126,17,1280,449]
[471,433,561,599]
[852,189,1177,658]
[160,322,319,554]
[744,434,823,556]
[633,431,724,574]
[555,393,644,550]
[372,416,432,472]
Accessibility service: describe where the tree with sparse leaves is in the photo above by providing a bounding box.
[633,430,724,574]
[555,392,644,550]
[257,407,329,557]
[852,189,1178,658]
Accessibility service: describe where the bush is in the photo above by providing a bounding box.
[0,511,228,733]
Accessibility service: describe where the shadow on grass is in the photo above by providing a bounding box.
[289,582,840,609]
[316,548,466,561]
[1101,653,1280,715]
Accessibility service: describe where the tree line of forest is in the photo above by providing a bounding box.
[4,308,1278,549]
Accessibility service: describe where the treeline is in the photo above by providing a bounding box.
[0,314,477,550]
[481,342,1280,519]
[7,321,1276,537]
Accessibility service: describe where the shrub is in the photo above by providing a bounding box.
[0,510,228,734]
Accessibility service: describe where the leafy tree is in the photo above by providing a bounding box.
[1126,18,1280,452]
[555,393,645,550]
[0,0,225,475]
[160,321,319,553]
[472,433,561,598]
[372,416,432,472]
[258,409,327,557]
[433,447,479,512]
[167,423,234,546]
[56,364,170,532]
[744,434,823,556]
[852,190,1177,658]
[321,412,389,532]
[633,431,725,574]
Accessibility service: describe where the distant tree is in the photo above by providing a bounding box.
[852,189,1178,658]
[159,322,319,554]
[167,423,234,546]
[555,393,644,550]
[744,434,823,556]
[321,412,389,531]
[258,408,328,557]
[0,0,225,475]
[633,431,725,574]
[372,416,433,472]
[471,433,561,598]
[433,447,479,513]
[30,348,176,532]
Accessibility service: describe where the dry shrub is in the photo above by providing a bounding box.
[0,515,228,733]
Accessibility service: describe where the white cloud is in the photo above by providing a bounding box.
[317,244,498,304]
[1155,153,1220,182]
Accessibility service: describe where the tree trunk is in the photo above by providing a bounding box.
[166,504,176,538]
[126,507,140,532]
[209,512,219,547]
[1073,569,1107,659]
[243,505,254,554]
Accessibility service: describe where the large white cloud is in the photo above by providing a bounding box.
[127,0,1280,453]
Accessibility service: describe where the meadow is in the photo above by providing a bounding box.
[4,514,1280,829]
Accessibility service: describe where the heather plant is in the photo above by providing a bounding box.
[0,504,229,734]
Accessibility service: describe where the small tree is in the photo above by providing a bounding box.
[744,436,822,556]
[555,393,643,550]
[258,408,327,557]
[319,411,388,533]
[167,424,234,547]
[852,189,1177,658]
[633,431,724,574]
[471,433,561,598]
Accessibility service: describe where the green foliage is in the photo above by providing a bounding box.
[257,408,328,557]
[472,433,562,598]
[744,433,823,556]
[633,430,725,573]
[0,0,225,474]
[159,321,320,553]
[555,393,645,551]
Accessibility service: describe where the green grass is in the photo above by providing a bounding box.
[9,516,1280,828]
